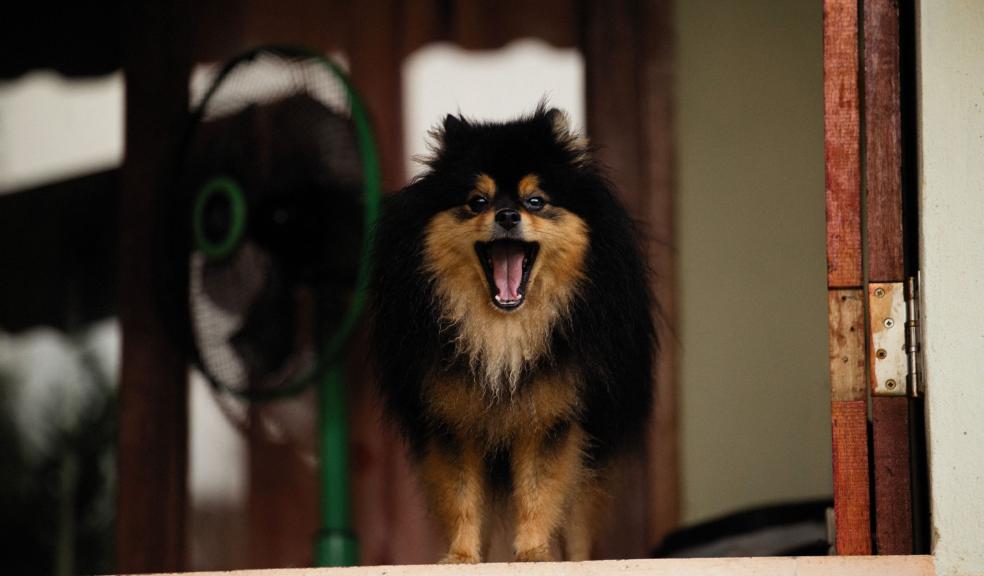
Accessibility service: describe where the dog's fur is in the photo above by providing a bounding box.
[369,107,655,562]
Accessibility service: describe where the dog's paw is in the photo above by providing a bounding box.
[514,544,553,562]
[440,551,481,564]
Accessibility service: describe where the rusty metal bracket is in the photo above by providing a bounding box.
[869,282,907,396]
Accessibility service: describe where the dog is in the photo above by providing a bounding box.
[369,106,655,563]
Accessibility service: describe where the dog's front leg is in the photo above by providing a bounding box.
[421,436,486,564]
[511,420,586,562]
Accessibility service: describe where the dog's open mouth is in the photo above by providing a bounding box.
[475,240,539,310]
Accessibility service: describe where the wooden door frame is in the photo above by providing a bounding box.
[824,0,924,557]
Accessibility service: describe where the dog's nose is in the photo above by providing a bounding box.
[495,208,521,230]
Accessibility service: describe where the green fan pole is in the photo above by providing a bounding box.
[308,47,379,568]
[315,363,358,566]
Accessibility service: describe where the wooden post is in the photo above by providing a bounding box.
[863,0,913,555]
[827,290,871,555]
[823,0,872,556]
[638,0,679,550]
[117,0,192,572]
[582,0,679,555]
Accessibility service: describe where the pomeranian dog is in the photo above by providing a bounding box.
[369,106,655,563]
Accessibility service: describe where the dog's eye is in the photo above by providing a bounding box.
[467,196,489,213]
[525,196,546,211]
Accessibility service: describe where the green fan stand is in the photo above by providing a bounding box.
[312,55,381,568]
[191,46,381,568]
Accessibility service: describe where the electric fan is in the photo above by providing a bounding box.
[168,45,380,567]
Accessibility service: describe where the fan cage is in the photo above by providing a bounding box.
[183,45,381,402]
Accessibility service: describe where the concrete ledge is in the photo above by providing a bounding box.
[140,555,934,576]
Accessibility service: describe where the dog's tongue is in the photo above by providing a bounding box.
[490,242,524,302]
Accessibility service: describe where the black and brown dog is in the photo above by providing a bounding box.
[369,106,655,563]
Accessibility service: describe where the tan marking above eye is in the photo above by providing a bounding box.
[475,173,497,198]
[519,173,550,202]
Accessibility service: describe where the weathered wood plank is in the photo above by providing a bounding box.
[871,396,914,554]
[824,0,872,556]
[863,0,905,283]
[831,400,873,555]
[863,0,913,554]
[828,290,867,402]
[824,0,863,288]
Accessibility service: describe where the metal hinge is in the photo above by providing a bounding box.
[905,275,922,397]
[868,276,922,397]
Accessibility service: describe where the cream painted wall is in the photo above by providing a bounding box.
[675,1,832,523]
[917,2,984,574]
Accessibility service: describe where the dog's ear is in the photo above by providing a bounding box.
[442,113,467,145]
[544,108,589,165]
[444,113,464,132]
[426,114,466,152]
[423,114,467,164]
[545,108,569,136]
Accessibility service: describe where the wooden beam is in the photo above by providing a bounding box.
[863,0,905,284]
[871,396,913,553]
[824,0,871,555]
[347,0,407,194]
[827,290,871,554]
[117,1,192,572]
[863,0,912,555]
[638,0,679,550]
[830,400,873,555]
[824,0,863,289]
[826,290,871,555]
[828,290,867,403]
[582,0,679,555]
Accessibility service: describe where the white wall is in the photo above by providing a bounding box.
[0,71,123,193]
[675,0,832,523]
[402,39,584,180]
[917,2,984,574]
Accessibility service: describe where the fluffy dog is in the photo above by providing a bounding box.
[369,106,655,563]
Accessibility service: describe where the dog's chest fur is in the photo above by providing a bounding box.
[422,210,588,398]
[423,367,581,449]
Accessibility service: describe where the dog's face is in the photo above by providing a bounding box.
[421,109,591,318]
[425,170,591,316]
[405,108,597,392]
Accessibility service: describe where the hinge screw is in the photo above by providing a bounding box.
[876,348,887,359]
[884,318,895,328]
[886,379,897,390]
[874,287,886,298]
